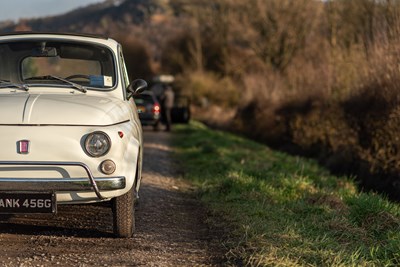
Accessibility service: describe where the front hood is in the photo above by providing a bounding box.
[0,93,130,125]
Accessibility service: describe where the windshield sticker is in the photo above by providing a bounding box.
[104,76,113,87]
[89,75,113,87]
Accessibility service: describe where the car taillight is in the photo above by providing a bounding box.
[153,103,160,115]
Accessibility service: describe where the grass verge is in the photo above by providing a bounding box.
[172,121,400,266]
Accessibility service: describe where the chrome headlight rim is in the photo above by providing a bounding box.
[84,131,112,158]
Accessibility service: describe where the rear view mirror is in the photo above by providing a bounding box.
[31,45,58,57]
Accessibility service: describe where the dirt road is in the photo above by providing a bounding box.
[0,131,225,266]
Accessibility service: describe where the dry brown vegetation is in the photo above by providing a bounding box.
[159,0,400,199]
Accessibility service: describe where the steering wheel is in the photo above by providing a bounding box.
[65,74,91,81]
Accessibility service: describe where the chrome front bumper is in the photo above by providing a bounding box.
[0,161,126,200]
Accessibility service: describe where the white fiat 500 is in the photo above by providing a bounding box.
[0,33,147,237]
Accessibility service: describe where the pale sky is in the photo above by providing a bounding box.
[0,0,105,22]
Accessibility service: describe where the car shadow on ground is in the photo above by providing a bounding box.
[0,221,115,238]
[0,183,203,244]
[0,202,116,238]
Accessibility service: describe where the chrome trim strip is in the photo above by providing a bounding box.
[0,161,118,200]
[0,177,125,191]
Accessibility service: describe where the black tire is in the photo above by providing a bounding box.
[112,187,135,238]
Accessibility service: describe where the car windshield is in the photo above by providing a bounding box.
[0,40,116,90]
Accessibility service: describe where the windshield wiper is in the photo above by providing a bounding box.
[0,80,29,91]
[48,75,87,93]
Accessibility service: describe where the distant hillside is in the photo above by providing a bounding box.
[0,0,166,34]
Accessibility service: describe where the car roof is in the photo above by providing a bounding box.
[0,32,119,48]
[0,32,108,40]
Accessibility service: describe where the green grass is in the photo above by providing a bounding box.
[172,121,400,266]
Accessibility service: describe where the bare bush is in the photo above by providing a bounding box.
[113,34,154,80]
[232,0,322,72]
[175,71,239,108]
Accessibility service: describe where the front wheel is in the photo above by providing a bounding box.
[112,186,135,238]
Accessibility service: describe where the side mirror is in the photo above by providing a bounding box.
[127,79,147,99]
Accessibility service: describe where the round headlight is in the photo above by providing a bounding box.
[84,131,111,157]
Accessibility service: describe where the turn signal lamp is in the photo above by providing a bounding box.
[100,159,116,175]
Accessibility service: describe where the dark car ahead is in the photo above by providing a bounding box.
[134,91,161,130]
[150,75,191,124]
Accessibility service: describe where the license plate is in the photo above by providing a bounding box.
[137,106,146,113]
[0,192,56,214]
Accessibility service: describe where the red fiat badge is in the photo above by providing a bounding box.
[18,140,30,154]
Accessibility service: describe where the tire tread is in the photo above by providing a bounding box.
[112,185,135,238]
